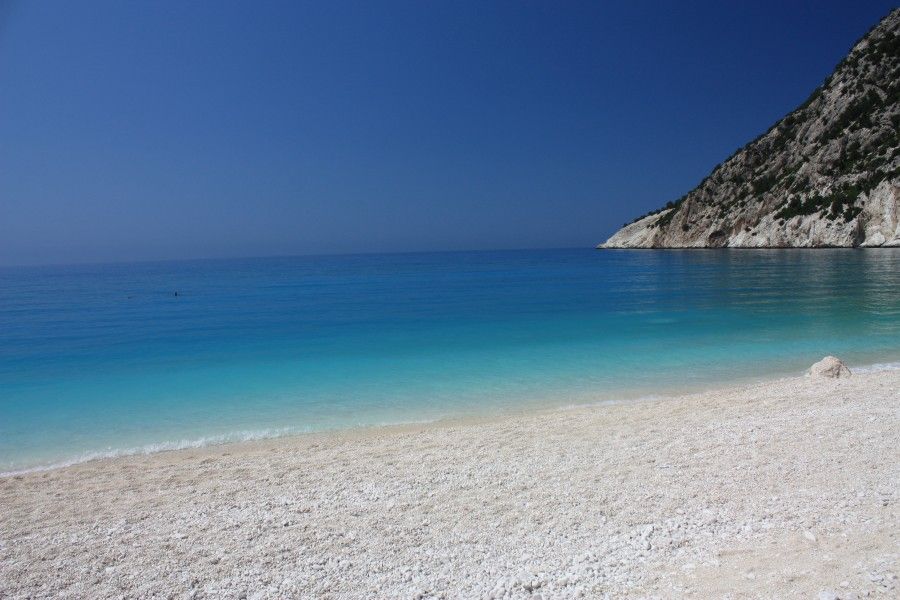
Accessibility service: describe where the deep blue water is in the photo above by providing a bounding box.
[1,248,899,472]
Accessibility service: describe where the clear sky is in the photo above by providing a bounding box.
[0,0,895,266]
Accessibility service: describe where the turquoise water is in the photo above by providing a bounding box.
[1,248,899,472]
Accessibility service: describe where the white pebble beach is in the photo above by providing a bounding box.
[1,369,898,599]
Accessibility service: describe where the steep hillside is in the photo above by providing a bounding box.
[601,9,900,248]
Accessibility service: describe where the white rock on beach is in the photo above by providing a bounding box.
[808,356,852,378]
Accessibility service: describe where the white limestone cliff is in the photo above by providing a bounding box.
[601,9,900,249]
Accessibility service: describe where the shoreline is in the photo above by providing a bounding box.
[2,367,898,598]
[3,359,900,478]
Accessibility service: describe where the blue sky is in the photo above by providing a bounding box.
[0,0,895,265]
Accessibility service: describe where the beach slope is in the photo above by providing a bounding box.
[1,370,898,598]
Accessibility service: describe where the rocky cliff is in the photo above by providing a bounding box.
[601,9,900,249]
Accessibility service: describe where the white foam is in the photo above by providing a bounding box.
[1,415,463,478]
[0,427,299,477]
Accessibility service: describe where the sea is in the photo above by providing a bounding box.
[2,248,899,473]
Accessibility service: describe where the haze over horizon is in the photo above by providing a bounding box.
[1,0,895,266]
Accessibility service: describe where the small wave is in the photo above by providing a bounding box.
[0,427,299,477]
[1,415,458,477]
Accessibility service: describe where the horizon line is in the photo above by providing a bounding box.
[0,245,594,270]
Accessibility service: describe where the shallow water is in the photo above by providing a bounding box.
[1,248,899,472]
